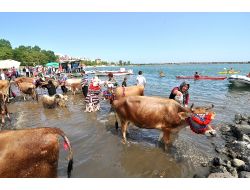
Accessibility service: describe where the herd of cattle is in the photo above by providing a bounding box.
[0,76,216,177]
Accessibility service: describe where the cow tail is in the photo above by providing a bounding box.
[115,112,119,130]
[54,128,74,178]
[63,135,73,178]
[35,90,39,102]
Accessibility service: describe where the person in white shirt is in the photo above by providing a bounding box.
[136,70,146,87]
[0,70,6,80]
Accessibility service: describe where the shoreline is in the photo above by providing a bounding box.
[195,113,250,178]
[132,62,250,66]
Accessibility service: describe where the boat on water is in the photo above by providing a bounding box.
[176,76,227,80]
[218,71,240,74]
[228,75,250,86]
[95,68,133,76]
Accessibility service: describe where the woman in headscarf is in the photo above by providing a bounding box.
[169,81,190,107]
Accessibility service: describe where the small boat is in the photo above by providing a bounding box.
[228,75,250,86]
[95,68,133,76]
[218,71,240,74]
[176,76,227,80]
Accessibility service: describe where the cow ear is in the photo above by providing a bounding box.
[178,112,190,120]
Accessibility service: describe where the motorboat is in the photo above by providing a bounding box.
[228,74,250,86]
[218,71,240,74]
[95,68,133,76]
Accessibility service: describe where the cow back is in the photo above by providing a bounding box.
[0,127,73,178]
[0,80,10,96]
[114,85,144,100]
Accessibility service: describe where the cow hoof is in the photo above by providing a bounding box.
[121,139,127,144]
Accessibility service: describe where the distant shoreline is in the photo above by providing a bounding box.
[132,62,250,66]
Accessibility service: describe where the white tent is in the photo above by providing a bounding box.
[0,59,21,69]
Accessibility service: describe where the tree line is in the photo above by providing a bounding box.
[0,39,132,66]
[0,39,57,66]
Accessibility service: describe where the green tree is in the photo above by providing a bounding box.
[0,39,13,60]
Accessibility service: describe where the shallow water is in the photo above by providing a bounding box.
[6,63,250,177]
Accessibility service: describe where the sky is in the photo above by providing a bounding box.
[0,12,250,63]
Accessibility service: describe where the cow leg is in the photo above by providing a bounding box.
[1,112,5,128]
[5,105,11,124]
[121,120,129,144]
[162,129,171,151]
[158,131,164,142]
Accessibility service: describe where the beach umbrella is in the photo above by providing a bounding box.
[45,62,59,68]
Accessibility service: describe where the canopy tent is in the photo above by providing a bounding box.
[0,59,21,69]
[45,62,59,68]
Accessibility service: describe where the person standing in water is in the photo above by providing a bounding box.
[136,71,146,87]
[169,81,190,107]
[45,80,57,96]
[122,77,127,87]
[81,70,89,98]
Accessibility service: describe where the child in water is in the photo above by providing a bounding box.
[122,77,127,87]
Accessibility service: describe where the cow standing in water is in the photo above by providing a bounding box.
[112,96,215,149]
[0,127,73,178]
[17,82,38,101]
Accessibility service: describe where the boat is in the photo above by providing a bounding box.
[95,68,133,76]
[176,76,227,80]
[218,71,240,74]
[228,74,250,86]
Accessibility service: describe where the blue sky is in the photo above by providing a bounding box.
[0,12,250,63]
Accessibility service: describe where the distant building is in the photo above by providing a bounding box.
[95,58,101,64]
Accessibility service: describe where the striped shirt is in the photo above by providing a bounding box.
[81,75,88,86]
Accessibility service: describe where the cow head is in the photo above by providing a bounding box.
[191,104,215,119]
[178,104,216,120]
[55,94,68,107]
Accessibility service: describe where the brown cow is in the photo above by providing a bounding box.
[0,92,10,128]
[65,78,82,95]
[0,80,10,99]
[0,127,73,178]
[112,96,215,149]
[18,82,38,101]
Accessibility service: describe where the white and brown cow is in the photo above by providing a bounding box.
[0,127,73,178]
[41,94,68,109]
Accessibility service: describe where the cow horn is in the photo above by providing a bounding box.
[206,104,214,110]
[190,103,194,111]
